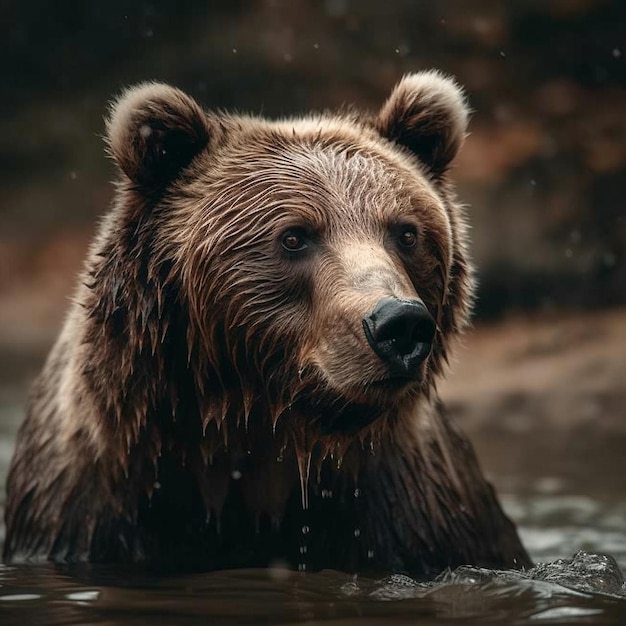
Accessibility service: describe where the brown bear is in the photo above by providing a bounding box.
[3,71,530,576]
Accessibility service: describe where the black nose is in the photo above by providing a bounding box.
[362,297,436,377]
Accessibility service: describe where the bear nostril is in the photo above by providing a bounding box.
[363,297,436,375]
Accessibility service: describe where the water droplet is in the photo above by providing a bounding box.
[321,489,332,499]
[69,170,77,180]
[296,451,312,510]
[153,481,161,490]
[354,488,360,498]
[499,50,506,58]
[302,525,310,535]
[353,528,361,538]
[613,48,621,58]
[232,48,238,54]
[394,43,409,56]
[367,549,375,559]
[231,470,242,480]
[313,42,320,49]
[300,545,307,554]
[298,563,306,572]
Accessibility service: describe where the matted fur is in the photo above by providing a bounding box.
[3,72,529,575]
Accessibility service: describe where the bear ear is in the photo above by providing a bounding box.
[106,82,211,189]
[375,71,470,176]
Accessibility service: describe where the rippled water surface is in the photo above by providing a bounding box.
[1,370,625,625]
[1,557,625,625]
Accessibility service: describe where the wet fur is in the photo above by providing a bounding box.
[4,72,529,574]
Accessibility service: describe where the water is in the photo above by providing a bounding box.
[0,556,624,625]
[1,366,625,624]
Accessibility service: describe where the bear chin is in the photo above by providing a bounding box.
[297,378,422,436]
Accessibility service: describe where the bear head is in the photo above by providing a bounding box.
[98,71,473,451]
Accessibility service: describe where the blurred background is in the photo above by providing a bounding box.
[0,0,625,565]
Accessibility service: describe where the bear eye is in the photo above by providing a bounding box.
[281,228,308,253]
[397,226,418,249]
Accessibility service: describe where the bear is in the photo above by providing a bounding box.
[3,71,530,576]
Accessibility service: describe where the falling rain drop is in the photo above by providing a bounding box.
[302,525,310,535]
[353,528,361,538]
[354,488,360,498]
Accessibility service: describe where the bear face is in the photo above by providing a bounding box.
[102,72,472,439]
[3,72,529,573]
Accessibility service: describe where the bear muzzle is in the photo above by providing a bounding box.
[362,297,435,379]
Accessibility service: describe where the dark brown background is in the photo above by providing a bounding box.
[2,0,625,356]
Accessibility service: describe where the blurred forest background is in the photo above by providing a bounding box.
[0,1,625,512]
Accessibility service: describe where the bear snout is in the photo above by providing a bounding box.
[362,297,435,378]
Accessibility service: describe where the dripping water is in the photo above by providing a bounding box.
[295,450,312,510]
